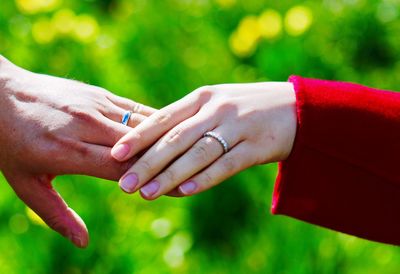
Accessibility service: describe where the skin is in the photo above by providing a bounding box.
[111,82,297,200]
[0,55,155,248]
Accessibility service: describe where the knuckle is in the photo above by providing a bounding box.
[154,111,172,126]
[137,159,155,175]
[194,85,214,103]
[221,156,237,173]
[164,126,186,145]
[65,106,97,124]
[191,142,210,162]
[45,213,68,235]
[95,149,111,167]
[162,168,176,183]
[216,100,236,113]
[128,114,144,127]
[201,171,214,186]
[132,102,143,114]
[121,158,138,173]
[46,136,88,161]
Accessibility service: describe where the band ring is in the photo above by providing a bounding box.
[203,131,229,153]
[121,111,133,126]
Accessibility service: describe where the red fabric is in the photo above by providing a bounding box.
[272,76,400,245]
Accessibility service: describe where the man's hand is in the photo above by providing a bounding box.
[0,55,155,248]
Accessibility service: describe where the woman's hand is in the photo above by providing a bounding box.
[111,82,297,200]
[0,55,155,247]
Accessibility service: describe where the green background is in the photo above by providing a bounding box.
[1,0,399,273]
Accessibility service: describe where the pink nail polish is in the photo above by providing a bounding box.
[140,181,160,198]
[120,173,138,193]
[179,181,197,195]
[111,144,130,160]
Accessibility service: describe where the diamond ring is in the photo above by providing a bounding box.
[203,131,229,153]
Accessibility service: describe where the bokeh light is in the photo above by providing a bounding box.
[16,0,61,14]
[1,1,400,273]
[32,17,56,44]
[284,6,313,36]
[258,9,282,39]
[72,15,99,43]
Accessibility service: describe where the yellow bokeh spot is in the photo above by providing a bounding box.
[52,9,76,35]
[16,0,62,14]
[72,15,100,43]
[237,15,261,44]
[32,17,56,44]
[215,0,236,9]
[229,15,261,57]
[284,6,313,36]
[229,31,257,58]
[25,207,47,227]
[258,9,282,39]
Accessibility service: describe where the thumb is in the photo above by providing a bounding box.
[5,173,89,248]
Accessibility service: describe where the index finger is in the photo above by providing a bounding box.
[111,89,211,162]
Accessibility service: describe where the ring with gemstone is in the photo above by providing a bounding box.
[203,131,229,153]
[121,111,133,126]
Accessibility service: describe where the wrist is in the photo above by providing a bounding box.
[277,82,297,161]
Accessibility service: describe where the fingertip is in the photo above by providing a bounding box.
[66,208,89,248]
[140,181,160,200]
[178,181,198,195]
[69,233,89,248]
[111,143,130,161]
[165,188,185,197]
[119,173,138,193]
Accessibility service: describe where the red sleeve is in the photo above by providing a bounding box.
[272,76,400,245]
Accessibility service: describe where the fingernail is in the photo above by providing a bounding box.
[120,173,138,193]
[111,144,130,160]
[179,181,197,195]
[68,233,84,248]
[140,181,160,198]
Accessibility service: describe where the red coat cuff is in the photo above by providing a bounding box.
[272,76,400,245]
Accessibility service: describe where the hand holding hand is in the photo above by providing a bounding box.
[0,56,155,247]
[111,82,297,199]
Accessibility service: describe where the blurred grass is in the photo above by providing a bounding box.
[1,0,400,273]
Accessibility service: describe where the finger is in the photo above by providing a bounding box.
[101,104,147,128]
[50,141,135,181]
[118,110,216,194]
[78,114,132,147]
[106,94,156,116]
[73,143,133,180]
[177,142,255,196]
[139,126,242,200]
[5,173,88,248]
[111,90,211,162]
[165,188,184,197]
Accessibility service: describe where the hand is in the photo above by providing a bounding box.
[111,82,297,200]
[0,55,155,247]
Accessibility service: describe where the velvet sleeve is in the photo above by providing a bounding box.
[271,76,400,245]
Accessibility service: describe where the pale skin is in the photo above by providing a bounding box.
[0,55,155,248]
[111,82,297,200]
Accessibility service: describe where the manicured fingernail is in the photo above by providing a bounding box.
[179,181,197,195]
[120,173,138,193]
[140,181,160,198]
[111,144,130,160]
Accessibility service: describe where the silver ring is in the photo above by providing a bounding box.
[203,131,229,153]
[121,111,133,126]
